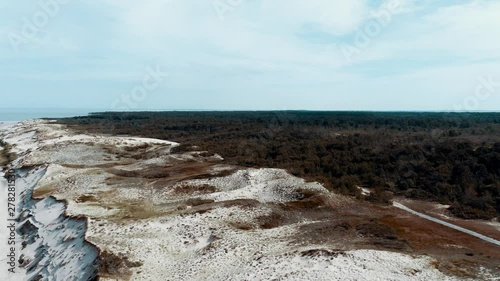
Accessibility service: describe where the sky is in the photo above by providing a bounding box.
[0,0,499,111]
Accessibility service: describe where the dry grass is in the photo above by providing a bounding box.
[75,194,97,203]
[256,212,285,229]
[98,250,143,280]
[300,249,348,258]
[172,184,217,195]
[0,140,14,166]
[230,222,255,231]
[185,198,215,207]
[355,222,398,239]
[381,212,500,277]
[282,196,329,211]
[0,154,7,166]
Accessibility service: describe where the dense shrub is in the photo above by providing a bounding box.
[367,187,394,205]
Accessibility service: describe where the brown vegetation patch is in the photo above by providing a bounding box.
[149,162,222,188]
[181,199,261,217]
[366,187,394,205]
[399,199,500,241]
[107,166,171,179]
[104,162,230,194]
[61,163,119,169]
[189,168,237,180]
[185,198,215,207]
[113,200,168,220]
[105,176,146,188]
[137,165,174,179]
[98,250,143,280]
[287,199,413,252]
[32,188,54,198]
[300,249,348,258]
[170,144,202,154]
[230,222,255,231]
[450,203,497,220]
[355,222,398,240]
[290,188,321,201]
[0,154,7,167]
[123,143,150,151]
[256,212,284,229]
[172,184,217,195]
[294,219,360,247]
[431,259,489,279]
[334,221,353,231]
[76,194,97,203]
[282,196,328,211]
[381,212,500,277]
[218,199,261,209]
[107,168,140,178]
[0,140,16,165]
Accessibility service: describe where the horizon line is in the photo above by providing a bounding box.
[1,107,500,113]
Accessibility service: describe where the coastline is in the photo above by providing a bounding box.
[0,121,20,126]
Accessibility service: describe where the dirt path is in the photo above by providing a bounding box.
[393,202,500,247]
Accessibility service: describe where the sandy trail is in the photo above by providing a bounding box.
[393,202,500,247]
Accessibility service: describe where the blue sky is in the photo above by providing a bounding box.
[0,0,499,111]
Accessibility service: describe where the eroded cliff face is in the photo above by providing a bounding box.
[1,121,100,281]
[15,167,99,281]
[1,120,497,280]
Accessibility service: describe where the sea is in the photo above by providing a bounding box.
[0,108,101,122]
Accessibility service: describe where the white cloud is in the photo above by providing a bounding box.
[101,0,378,66]
[356,0,500,63]
[260,0,369,35]
[422,1,500,55]
[2,0,499,110]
